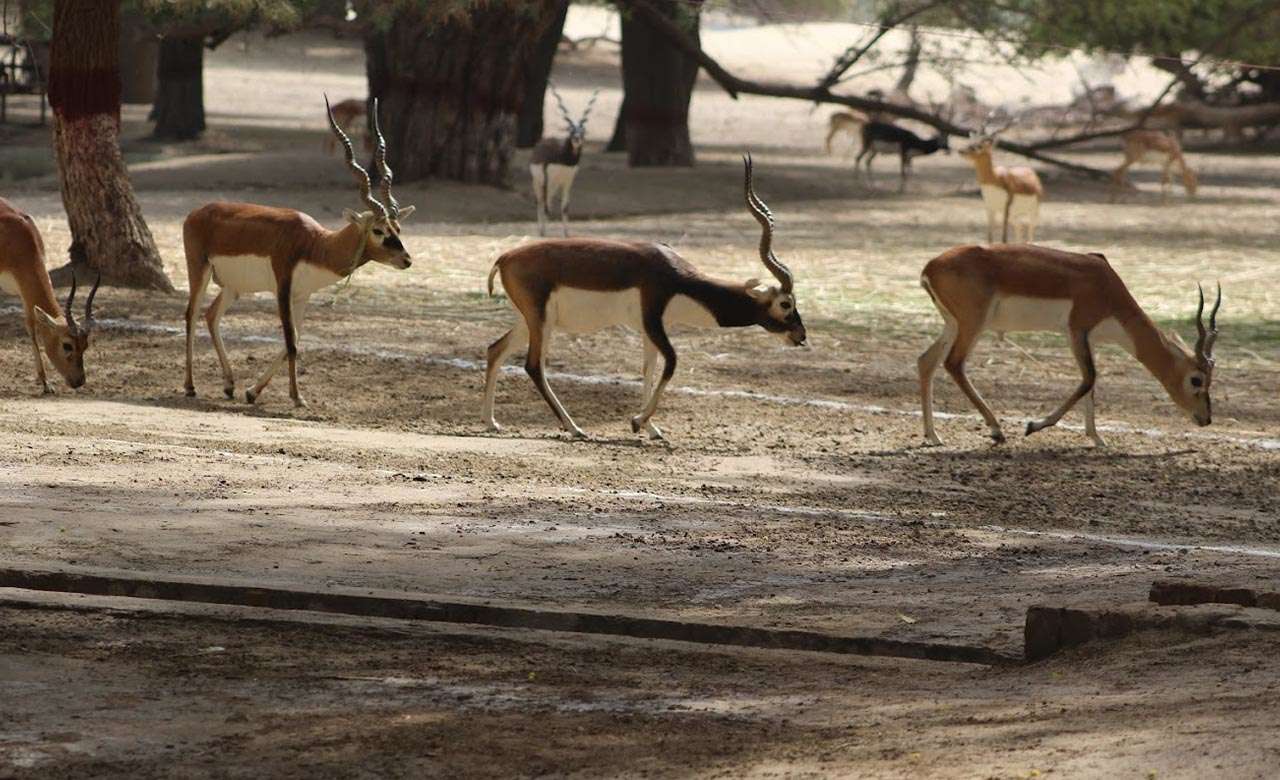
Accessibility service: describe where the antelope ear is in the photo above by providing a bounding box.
[395,205,416,221]
[343,208,365,226]
[1167,330,1190,351]
[32,305,61,332]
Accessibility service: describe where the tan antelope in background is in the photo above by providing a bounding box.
[183,97,415,407]
[823,110,868,155]
[485,154,805,440]
[0,197,100,393]
[322,98,372,156]
[918,243,1220,447]
[959,129,1042,242]
[1110,129,1198,203]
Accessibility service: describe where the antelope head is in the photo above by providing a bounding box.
[31,273,100,389]
[325,95,416,270]
[742,153,805,347]
[549,82,600,155]
[1164,284,1221,426]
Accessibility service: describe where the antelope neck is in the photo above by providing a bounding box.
[674,274,762,327]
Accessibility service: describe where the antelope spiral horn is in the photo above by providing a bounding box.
[742,153,793,294]
[548,80,573,127]
[84,272,101,332]
[324,94,388,221]
[64,274,78,334]
[370,99,400,221]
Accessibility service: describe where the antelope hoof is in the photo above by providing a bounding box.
[487,420,502,433]
[223,385,235,400]
[646,422,664,441]
[990,429,1007,445]
[184,386,196,398]
[1089,434,1108,448]
[1025,421,1045,437]
[245,389,258,404]
[292,396,309,409]
[567,427,588,441]
[40,383,53,396]
[923,433,943,447]
[630,415,644,434]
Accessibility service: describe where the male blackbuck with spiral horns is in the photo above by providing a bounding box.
[485,154,805,440]
[917,244,1221,447]
[182,96,415,407]
[529,82,600,237]
[0,197,100,393]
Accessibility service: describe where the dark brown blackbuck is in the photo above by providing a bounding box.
[529,82,600,237]
[486,154,806,440]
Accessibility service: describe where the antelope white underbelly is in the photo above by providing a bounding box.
[530,163,578,200]
[0,271,18,296]
[979,185,1038,220]
[543,289,716,335]
[210,256,343,297]
[986,295,1137,353]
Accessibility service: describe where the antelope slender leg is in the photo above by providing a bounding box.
[183,263,212,397]
[530,165,547,237]
[525,322,585,438]
[1001,192,1012,242]
[631,317,677,435]
[26,314,50,395]
[986,209,997,244]
[1026,330,1097,438]
[639,338,663,439]
[559,171,575,238]
[482,322,528,432]
[1109,162,1131,203]
[943,323,1004,443]
[1160,159,1173,203]
[205,289,238,398]
[1083,389,1106,447]
[854,146,870,182]
[247,297,307,405]
[898,154,908,193]
[918,320,957,446]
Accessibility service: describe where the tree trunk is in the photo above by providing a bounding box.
[365,1,561,185]
[151,35,206,140]
[517,0,570,148]
[48,0,173,292]
[118,8,158,104]
[617,0,701,166]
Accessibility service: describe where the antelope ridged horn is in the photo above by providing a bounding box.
[1195,283,1222,362]
[548,80,573,127]
[324,94,388,221]
[84,272,101,331]
[370,99,400,221]
[742,153,793,294]
[579,88,601,127]
[64,273,78,334]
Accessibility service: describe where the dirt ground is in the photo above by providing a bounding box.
[2,16,1279,779]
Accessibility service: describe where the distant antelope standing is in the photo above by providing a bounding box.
[823,110,869,155]
[0,197,100,393]
[529,83,600,237]
[959,131,1042,242]
[322,98,372,156]
[1110,130,1198,203]
[855,121,950,192]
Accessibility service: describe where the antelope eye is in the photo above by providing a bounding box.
[1190,375,1204,388]
[62,343,73,353]
[779,300,792,311]
[373,228,385,236]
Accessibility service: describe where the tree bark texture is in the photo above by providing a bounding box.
[366,1,561,185]
[616,0,701,166]
[118,8,158,104]
[48,0,173,292]
[517,0,570,148]
[151,35,206,140]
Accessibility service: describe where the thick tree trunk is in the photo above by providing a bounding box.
[48,0,172,292]
[151,35,206,140]
[118,9,158,104]
[366,1,561,185]
[617,0,701,166]
[517,0,570,148]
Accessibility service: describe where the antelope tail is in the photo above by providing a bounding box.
[487,261,501,297]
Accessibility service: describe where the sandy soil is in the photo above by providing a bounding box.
[2,19,1279,779]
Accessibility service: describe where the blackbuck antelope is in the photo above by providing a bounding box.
[322,98,371,156]
[183,97,415,407]
[918,244,1221,447]
[959,135,1042,242]
[485,154,805,440]
[1110,130,1198,203]
[824,110,869,155]
[854,121,949,192]
[0,197,100,392]
[529,83,599,237]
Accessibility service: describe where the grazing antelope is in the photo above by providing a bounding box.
[918,243,1221,447]
[529,83,599,237]
[855,121,950,192]
[322,98,372,156]
[959,135,1042,242]
[1110,130,1197,203]
[0,198,100,393]
[485,154,805,440]
[182,97,415,407]
[824,110,868,155]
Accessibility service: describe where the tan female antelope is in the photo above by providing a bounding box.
[182,97,415,407]
[918,243,1220,447]
[1,197,100,393]
[530,83,600,237]
[322,98,371,156]
[959,135,1042,242]
[1110,130,1197,203]
[484,154,806,440]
